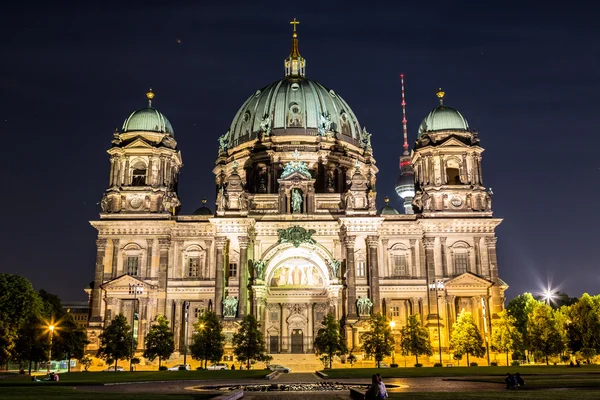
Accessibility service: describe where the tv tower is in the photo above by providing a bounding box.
[394,74,415,214]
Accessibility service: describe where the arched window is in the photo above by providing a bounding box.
[450,241,471,275]
[389,243,411,278]
[131,161,147,186]
[446,158,461,185]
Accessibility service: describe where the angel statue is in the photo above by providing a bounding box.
[318,112,332,136]
[361,127,372,149]
[253,260,266,280]
[329,259,341,279]
[217,132,229,152]
[259,114,272,137]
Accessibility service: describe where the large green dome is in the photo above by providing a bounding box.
[122,107,174,136]
[417,105,469,138]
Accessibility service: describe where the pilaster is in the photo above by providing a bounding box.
[238,236,249,317]
[214,237,227,316]
[90,239,107,323]
[366,235,380,313]
[344,235,357,319]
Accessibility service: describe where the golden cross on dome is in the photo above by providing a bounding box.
[290,18,300,33]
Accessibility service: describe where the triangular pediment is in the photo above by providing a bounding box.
[279,170,313,181]
[444,272,493,289]
[437,137,471,148]
[123,138,154,149]
[101,274,155,291]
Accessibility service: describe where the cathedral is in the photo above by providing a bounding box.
[86,21,507,366]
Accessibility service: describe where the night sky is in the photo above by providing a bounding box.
[1,1,598,302]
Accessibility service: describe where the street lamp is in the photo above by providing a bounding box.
[389,321,396,365]
[129,283,143,371]
[429,279,444,365]
[183,301,190,369]
[47,325,55,373]
[542,288,556,306]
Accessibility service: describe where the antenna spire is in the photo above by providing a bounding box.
[400,74,409,156]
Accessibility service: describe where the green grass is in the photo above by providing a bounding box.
[0,370,268,386]
[454,374,600,389]
[322,365,600,379]
[1,387,218,400]
[387,392,600,400]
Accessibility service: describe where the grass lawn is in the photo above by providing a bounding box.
[322,365,600,379]
[0,370,268,386]
[387,391,600,399]
[1,387,218,400]
[453,374,600,389]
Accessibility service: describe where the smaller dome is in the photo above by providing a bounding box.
[380,205,400,215]
[193,206,213,216]
[417,106,469,138]
[122,107,174,135]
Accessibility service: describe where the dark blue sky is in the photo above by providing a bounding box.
[1,1,598,301]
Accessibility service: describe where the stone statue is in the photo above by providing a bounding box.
[278,226,317,247]
[223,295,238,318]
[239,191,248,210]
[368,191,377,211]
[329,259,341,279]
[357,297,373,316]
[100,194,109,212]
[361,127,372,149]
[218,132,229,152]
[280,160,312,179]
[216,187,226,211]
[318,112,332,136]
[291,189,303,213]
[345,190,355,210]
[259,114,272,136]
[253,260,266,280]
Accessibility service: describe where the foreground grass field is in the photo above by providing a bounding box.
[0,370,268,386]
[1,387,218,400]
[387,392,600,400]
[321,364,600,379]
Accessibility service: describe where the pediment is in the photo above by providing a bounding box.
[444,272,493,289]
[437,137,471,148]
[101,274,155,291]
[123,138,154,149]
[278,170,314,181]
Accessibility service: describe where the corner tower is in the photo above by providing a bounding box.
[100,89,182,215]
[411,89,492,217]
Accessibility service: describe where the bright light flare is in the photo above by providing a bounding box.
[389,321,396,329]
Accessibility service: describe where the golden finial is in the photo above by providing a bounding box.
[202,197,207,204]
[146,88,154,107]
[290,17,300,35]
[385,196,390,204]
[436,88,445,105]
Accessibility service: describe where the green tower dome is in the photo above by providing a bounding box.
[417,89,469,138]
[122,89,174,135]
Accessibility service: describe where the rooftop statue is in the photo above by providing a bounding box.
[361,127,372,149]
[318,112,332,136]
[291,189,303,213]
[329,259,341,279]
[259,114,272,136]
[253,260,266,280]
[223,295,238,318]
[218,132,229,152]
[357,296,373,316]
[280,160,312,179]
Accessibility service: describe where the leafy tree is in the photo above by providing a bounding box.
[399,314,432,365]
[39,289,65,320]
[13,314,48,373]
[360,313,394,368]
[97,314,136,371]
[491,310,522,366]
[143,315,175,369]
[0,274,43,365]
[53,314,89,372]
[450,311,486,365]
[313,313,348,369]
[529,302,565,365]
[566,293,600,363]
[232,314,267,370]
[506,293,537,357]
[81,354,93,371]
[190,311,225,369]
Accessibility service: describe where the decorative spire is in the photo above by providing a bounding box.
[400,74,409,156]
[284,18,306,77]
[146,88,154,107]
[436,88,445,105]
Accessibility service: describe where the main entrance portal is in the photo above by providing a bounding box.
[291,329,304,353]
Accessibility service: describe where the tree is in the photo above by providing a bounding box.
[529,302,565,365]
[313,313,348,369]
[506,293,537,358]
[81,354,93,371]
[232,314,267,370]
[491,310,522,366]
[97,314,136,371]
[399,314,432,365]
[360,313,394,368]
[53,314,89,372]
[13,314,48,374]
[566,293,600,363]
[450,311,486,365]
[0,274,43,365]
[190,311,225,369]
[143,315,175,369]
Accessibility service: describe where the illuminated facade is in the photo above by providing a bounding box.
[86,23,507,368]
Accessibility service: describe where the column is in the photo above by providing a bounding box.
[138,298,149,350]
[111,239,119,278]
[419,239,427,278]
[307,303,314,352]
[124,159,130,185]
[159,156,166,186]
[366,236,381,313]
[424,237,437,316]
[440,155,446,184]
[145,239,154,278]
[281,304,289,353]
[214,237,227,316]
[344,235,357,318]
[90,239,107,323]
[147,157,153,186]
[238,236,249,317]
[461,154,468,184]
[158,238,170,315]
[472,154,479,185]
[440,237,448,277]
[477,155,483,185]
[173,300,182,351]
[474,237,482,275]
[409,239,417,278]
[486,237,502,315]
[381,239,389,277]
[108,157,115,187]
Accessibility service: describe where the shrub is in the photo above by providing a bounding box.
[159,366,168,371]
[196,367,204,370]
[470,362,478,367]
[490,361,498,366]
[178,366,187,371]
[433,363,443,367]
[390,363,398,368]
[414,363,423,367]
[561,355,571,363]
[511,361,520,367]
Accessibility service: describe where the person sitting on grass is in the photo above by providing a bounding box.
[505,373,516,389]
[515,373,524,386]
[365,374,381,400]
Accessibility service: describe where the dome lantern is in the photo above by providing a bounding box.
[284,18,305,77]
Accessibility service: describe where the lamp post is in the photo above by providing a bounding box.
[183,301,189,368]
[47,325,55,373]
[129,283,143,372]
[389,321,396,365]
[429,280,444,365]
